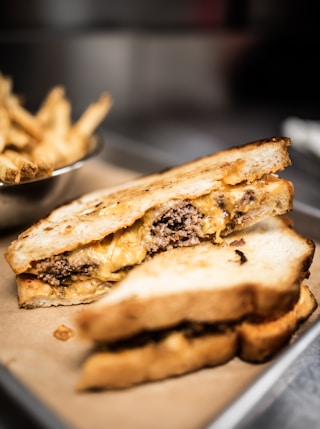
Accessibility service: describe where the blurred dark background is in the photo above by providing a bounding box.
[1,0,320,163]
[1,5,320,428]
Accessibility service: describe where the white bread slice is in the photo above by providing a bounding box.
[6,137,291,274]
[76,216,315,343]
[76,284,316,390]
[14,176,293,309]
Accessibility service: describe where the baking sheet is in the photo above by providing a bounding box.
[0,158,319,429]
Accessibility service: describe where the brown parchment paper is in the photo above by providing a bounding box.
[1,159,320,429]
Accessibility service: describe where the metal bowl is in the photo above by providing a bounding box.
[0,135,102,231]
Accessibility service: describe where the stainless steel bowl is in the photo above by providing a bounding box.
[0,135,102,231]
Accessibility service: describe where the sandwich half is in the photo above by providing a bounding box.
[6,137,294,308]
[75,217,316,390]
[77,285,316,390]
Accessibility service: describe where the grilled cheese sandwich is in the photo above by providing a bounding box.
[6,137,294,308]
[74,217,316,390]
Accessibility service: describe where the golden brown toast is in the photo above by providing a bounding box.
[77,284,316,390]
[76,217,315,342]
[6,138,293,308]
[6,137,292,274]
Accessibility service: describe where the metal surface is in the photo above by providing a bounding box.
[207,306,320,429]
[0,364,71,429]
[0,130,319,428]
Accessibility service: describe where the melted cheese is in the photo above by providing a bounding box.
[60,178,278,283]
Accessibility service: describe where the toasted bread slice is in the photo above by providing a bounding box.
[16,277,111,308]
[76,217,315,343]
[77,284,316,390]
[15,176,294,309]
[238,284,317,362]
[6,137,291,276]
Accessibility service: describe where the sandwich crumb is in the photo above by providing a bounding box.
[53,324,74,341]
[235,249,247,264]
[230,238,246,246]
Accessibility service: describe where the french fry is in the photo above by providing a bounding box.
[0,107,10,152]
[0,153,20,183]
[72,93,112,138]
[3,149,38,182]
[36,86,66,126]
[0,137,5,153]
[33,160,53,179]
[7,100,43,141]
[6,126,32,150]
[31,129,79,169]
[30,137,62,167]
[0,73,22,113]
[0,72,13,102]
[28,151,53,178]
[49,97,71,137]
[0,71,112,184]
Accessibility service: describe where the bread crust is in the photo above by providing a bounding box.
[16,276,111,308]
[238,284,317,362]
[77,284,316,390]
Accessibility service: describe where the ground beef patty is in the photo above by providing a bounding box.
[36,256,97,287]
[33,201,207,286]
[147,201,206,254]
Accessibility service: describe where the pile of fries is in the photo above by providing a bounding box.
[0,72,112,184]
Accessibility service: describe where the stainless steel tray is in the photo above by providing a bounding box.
[0,131,319,429]
[209,286,320,429]
[0,363,71,429]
